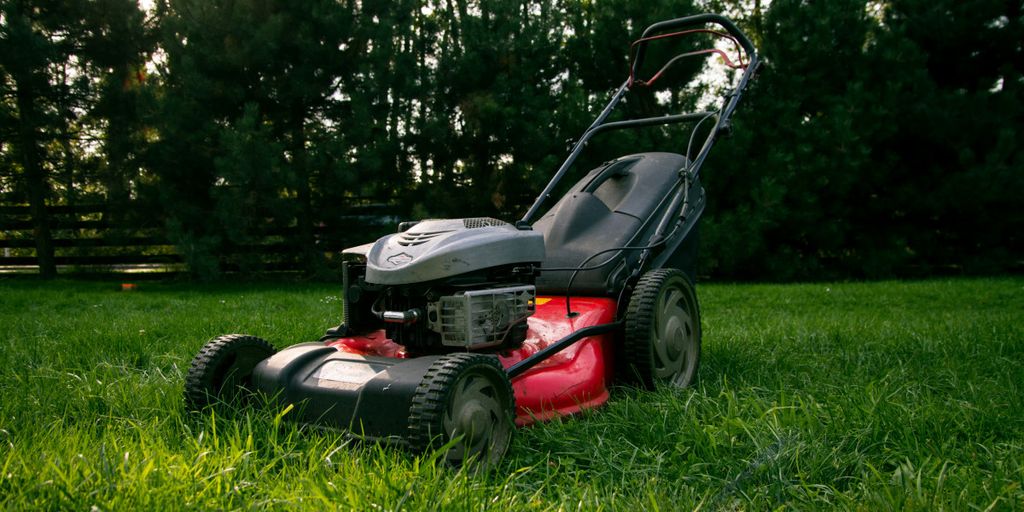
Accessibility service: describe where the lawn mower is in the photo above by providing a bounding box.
[184,13,759,465]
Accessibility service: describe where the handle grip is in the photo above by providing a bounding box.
[631,14,756,80]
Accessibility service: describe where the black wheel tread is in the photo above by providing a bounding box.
[624,270,672,388]
[183,334,276,411]
[406,353,514,456]
[623,268,700,389]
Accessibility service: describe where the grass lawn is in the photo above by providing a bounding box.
[0,277,1021,510]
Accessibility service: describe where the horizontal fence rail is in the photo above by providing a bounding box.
[0,201,401,276]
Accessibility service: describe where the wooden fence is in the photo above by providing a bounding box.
[0,202,400,276]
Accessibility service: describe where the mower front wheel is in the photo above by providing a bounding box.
[623,268,702,389]
[184,334,276,411]
[407,353,515,466]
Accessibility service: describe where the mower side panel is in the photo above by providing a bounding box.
[499,296,617,426]
[290,296,618,429]
[252,343,441,441]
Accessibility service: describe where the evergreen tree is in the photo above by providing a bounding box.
[879,0,1024,273]
[79,0,154,230]
[0,0,89,277]
[149,0,353,277]
[701,0,1024,278]
[2,0,1020,279]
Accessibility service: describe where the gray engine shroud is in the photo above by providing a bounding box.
[361,218,545,285]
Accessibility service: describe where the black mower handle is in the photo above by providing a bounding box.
[630,13,756,80]
[521,13,759,226]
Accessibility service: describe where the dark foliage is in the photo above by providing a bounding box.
[704,0,1023,279]
[1,0,1020,279]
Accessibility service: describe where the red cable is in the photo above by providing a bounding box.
[628,29,748,88]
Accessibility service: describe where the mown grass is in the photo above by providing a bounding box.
[0,277,1021,510]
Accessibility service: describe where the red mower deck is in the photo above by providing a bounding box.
[326,296,616,426]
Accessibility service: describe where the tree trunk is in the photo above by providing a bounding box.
[14,75,56,278]
[57,61,77,212]
[291,109,320,275]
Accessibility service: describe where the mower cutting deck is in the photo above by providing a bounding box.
[313,296,619,428]
[184,13,758,465]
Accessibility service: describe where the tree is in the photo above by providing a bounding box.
[700,0,1024,279]
[79,0,154,229]
[878,0,1024,273]
[0,0,85,277]
[149,0,354,277]
[3,0,1019,280]
[403,0,704,219]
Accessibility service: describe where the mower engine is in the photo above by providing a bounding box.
[340,218,545,354]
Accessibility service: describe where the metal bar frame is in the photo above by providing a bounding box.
[520,15,759,225]
[509,14,760,381]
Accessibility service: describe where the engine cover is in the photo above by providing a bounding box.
[364,218,545,285]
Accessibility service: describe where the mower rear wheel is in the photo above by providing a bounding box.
[623,269,701,389]
[407,353,515,466]
[184,334,276,411]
